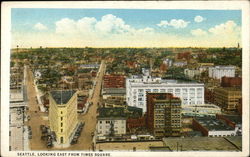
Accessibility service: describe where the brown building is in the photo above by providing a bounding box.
[214,87,242,111]
[221,76,242,87]
[103,74,125,88]
[146,93,182,139]
[177,52,191,60]
[205,87,215,104]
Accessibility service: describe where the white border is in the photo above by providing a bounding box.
[1,1,249,157]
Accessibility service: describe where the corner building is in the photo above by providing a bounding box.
[146,93,182,139]
[49,90,78,147]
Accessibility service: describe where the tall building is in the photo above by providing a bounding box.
[49,90,78,147]
[214,87,242,111]
[146,93,182,138]
[208,66,235,80]
[126,75,204,112]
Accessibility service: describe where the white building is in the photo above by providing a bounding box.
[126,75,204,112]
[182,104,221,117]
[96,108,126,136]
[184,69,200,79]
[173,61,187,67]
[208,66,235,80]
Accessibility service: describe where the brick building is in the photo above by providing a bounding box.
[103,75,125,88]
[221,76,242,87]
[146,93,182,138]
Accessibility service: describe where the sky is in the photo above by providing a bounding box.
[11,9,241,48]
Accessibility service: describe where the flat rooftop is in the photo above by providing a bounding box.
[96,141,164,151]
[163,137,241,151]
[98,107,127,119]
[50,90,76,105]
[195,117,234,131]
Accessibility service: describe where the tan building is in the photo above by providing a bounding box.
[214,87,242,111]
[49,90,78,147]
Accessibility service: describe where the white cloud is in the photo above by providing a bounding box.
[191,28,207,36]
[33,23,47,31]
[55,18,77,34]
[208,20,240,35]
[194,16,205,23]
[55,14,154,37]
[157,19,190,29]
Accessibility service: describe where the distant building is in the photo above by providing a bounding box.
[184,69,200,79]
[126,75,204,112]
[208,66,235,80]
[177,52,191,60]
[221,76,242,87]
[173,61,187,67]
[182,104,221,117]
[193,117,237,137]
[96,108,126,137]
[214,87,242,111]
[146,93,182,138]
[49,90,78,147]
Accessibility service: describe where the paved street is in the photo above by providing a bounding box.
[25,66,49,150]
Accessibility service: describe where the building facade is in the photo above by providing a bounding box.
[96,108,126,137]
[126,75,204,112]
[49,90,78,147]
[208,66,235,80]
[214,87,242,111]
[184,69,200,79]
[146,93,182,138]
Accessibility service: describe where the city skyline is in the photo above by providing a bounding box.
[12,9,241,48]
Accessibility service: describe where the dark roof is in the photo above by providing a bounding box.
[50,90,76,105]
[98,107,126,119]
[195,117,234,131]
[223,115,242,124]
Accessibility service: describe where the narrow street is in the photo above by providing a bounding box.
[25,66,48,150]
[69,60,106,150]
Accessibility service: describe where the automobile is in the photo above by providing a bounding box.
[71,138,78,145]
[28,135,32,139]
[28,126,31,130]
[40,125,45,130]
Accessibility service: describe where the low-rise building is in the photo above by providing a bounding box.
[96,108,126,136]
[193,117,237,137]
[184,69,200,79]
[163,136,241,151]
[182,104,221,117]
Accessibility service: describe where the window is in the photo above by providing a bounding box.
[100,121,102,124]
[61,111,63,114]
[61,129,63,132]
[61,117,63,121]
[60,137,63,144]
[61,123,63,127]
